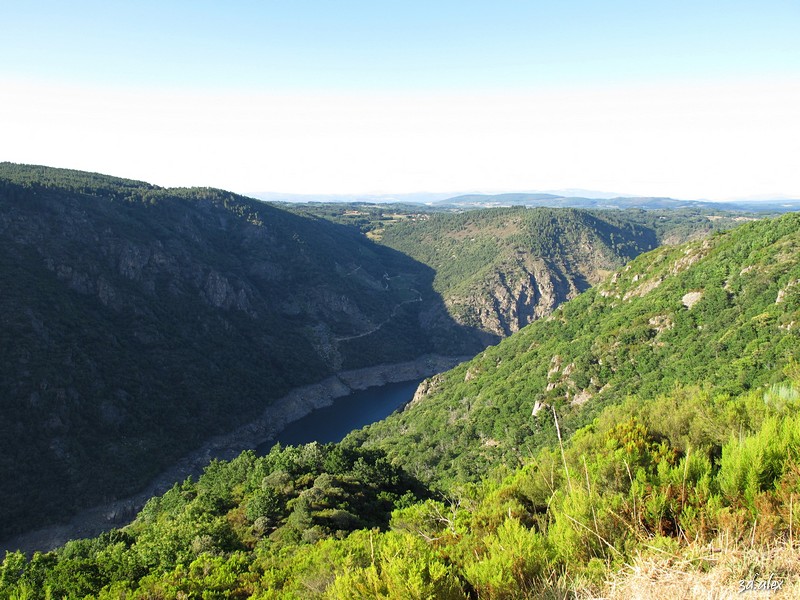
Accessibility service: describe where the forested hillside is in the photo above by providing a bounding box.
[0,164,481,540]
[377,207,741,340]
[2,213,799,598]
[355,212,800,485]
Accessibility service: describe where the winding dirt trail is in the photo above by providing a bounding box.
[335,290,422,342]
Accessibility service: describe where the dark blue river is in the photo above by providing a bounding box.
[257,378,423,452]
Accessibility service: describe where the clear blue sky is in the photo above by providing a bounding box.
[3,1,799,198]
[6,1,798,90]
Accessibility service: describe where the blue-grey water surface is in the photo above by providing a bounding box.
[257,378,422,452]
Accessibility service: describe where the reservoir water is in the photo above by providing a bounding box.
[256,378,423,453]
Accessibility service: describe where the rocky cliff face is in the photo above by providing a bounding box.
[448,255,576,337]
[381,208,661,341]
[448,241,631,338]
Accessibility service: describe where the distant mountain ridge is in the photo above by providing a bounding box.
[253,189,800,209]
[437,192,800,212]
[251,191,460,204]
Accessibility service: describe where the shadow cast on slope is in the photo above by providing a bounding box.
[0,167,485,542]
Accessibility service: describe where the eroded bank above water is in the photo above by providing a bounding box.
[1,353,470,555]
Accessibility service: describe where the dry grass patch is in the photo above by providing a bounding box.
[577,539,800,599]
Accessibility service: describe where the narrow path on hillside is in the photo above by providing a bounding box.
[335,289,422,342]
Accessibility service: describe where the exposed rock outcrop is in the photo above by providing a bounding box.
[682,291,704,309]
[449,256,579,338]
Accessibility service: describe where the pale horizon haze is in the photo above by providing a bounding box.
[2,1,799,201]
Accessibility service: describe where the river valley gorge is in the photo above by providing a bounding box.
[0,354,464,554]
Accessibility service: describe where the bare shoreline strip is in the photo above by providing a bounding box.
[1,354,469,555]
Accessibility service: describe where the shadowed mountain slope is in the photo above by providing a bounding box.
[0,163,481,538]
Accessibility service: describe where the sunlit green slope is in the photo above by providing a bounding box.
[377,206,741,340]
[352,212,800,483]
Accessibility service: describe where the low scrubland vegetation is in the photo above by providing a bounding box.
[2,378,799,598]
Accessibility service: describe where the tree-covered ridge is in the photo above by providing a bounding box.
[380,206,743,297]
[352,212,800,485]
[0,164,480,541]
[2,379,798,598]
[0,162,159,198]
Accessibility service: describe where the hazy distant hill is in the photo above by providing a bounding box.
[0,163,481,538]
[438,192,800,212]
[252,191,459,204]
[440,193,563,205]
